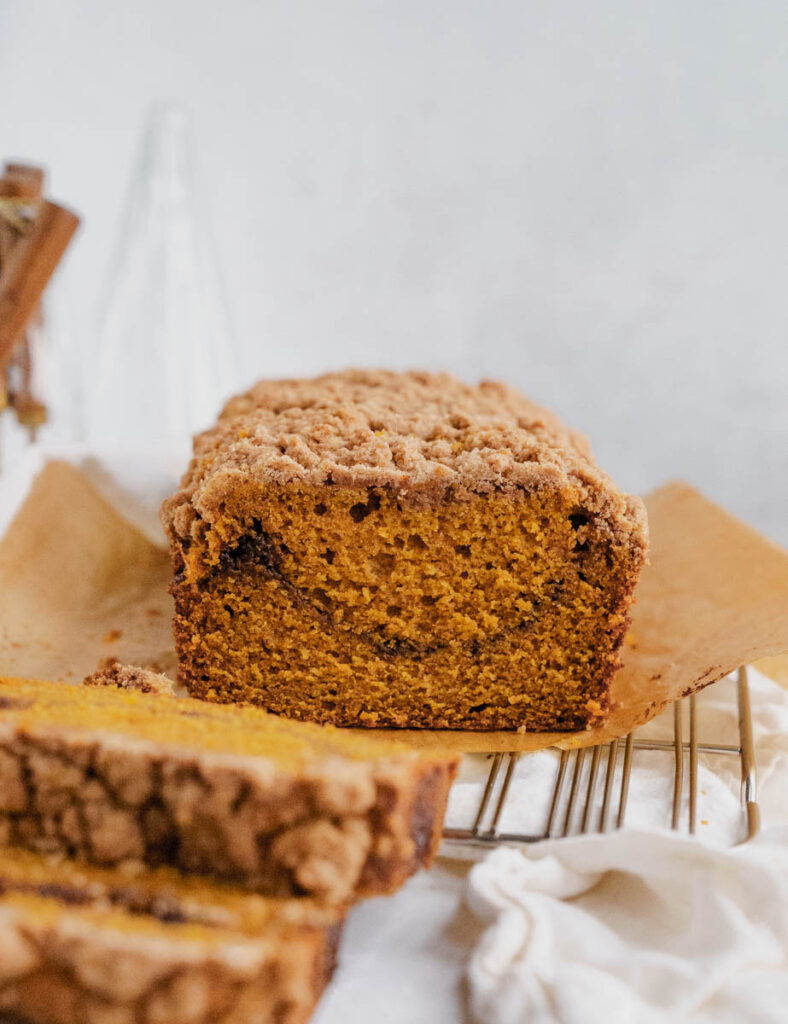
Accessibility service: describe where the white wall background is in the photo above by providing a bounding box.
[1,0,787,541]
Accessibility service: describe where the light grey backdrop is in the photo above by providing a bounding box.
[2,0,786,541]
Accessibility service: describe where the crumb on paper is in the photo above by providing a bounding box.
[102,628,123,643]
[84,662,175,697]
[701,819,709,826]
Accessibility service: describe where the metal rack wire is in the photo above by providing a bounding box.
[443,665,760,848]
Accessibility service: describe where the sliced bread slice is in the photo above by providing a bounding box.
[0,676,457,903]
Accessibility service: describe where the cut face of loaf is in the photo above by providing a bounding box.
[0,848,343,1024]
[0,678,457,903]
[162,370,649,730]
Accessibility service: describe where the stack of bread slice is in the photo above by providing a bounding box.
[0,670,458,1024]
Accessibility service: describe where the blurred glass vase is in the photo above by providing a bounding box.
[87,104,236,456]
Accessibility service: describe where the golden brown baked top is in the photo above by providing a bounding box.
[0,676,456,769]
[161,369,647,552]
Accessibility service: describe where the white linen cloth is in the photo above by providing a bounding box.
[463,669,788,1024]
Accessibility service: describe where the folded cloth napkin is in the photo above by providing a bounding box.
[464,668,788,1024]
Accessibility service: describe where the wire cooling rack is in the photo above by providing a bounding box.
[443,666,760,847]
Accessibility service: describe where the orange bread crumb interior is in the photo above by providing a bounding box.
[162,370,648,731]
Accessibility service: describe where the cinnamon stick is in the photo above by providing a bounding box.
[0,200,79,368]
[0,163,39,268]
[0,163,45,199]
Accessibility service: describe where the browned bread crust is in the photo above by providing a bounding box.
[0,678,457,904]
[161,370,648,731]
[0,849,343,1024]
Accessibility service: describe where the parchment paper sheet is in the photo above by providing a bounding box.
[0,461,176,682]
[1,460,787,754]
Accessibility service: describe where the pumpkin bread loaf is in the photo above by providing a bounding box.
[161,370,648,731]
[0,677,457,903]
[0,847,343,1024]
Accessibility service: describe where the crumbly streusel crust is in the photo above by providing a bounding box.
[84,662,176,697]
[161,370,647,573]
